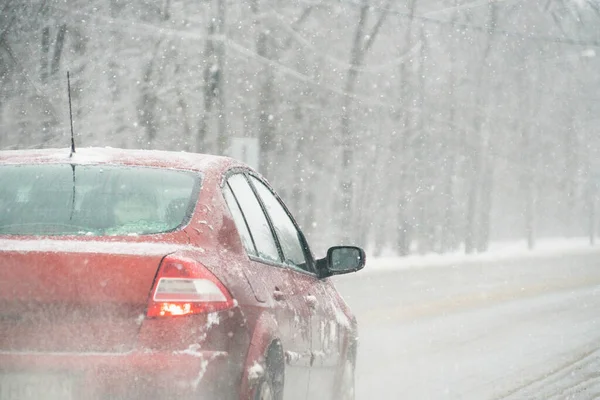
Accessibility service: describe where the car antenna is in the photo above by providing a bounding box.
[67,71,76,157]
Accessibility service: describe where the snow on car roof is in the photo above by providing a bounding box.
[0,147,242,172]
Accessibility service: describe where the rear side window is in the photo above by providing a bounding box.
[227,174,280,263]
[223,184,257,257]
[249,176,308,270]
[0,164,199,236]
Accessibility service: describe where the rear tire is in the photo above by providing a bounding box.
[255,344,284,400]
[254,369,275,400]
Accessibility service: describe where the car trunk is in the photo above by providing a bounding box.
[0,239,182,353]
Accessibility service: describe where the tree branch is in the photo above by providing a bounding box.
[281,6,314,51]
[362,0,392,54]
[291,6,313,30]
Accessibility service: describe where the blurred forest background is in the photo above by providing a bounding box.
[2,0,600,256]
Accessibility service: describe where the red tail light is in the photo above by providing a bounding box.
[147,255,234,318]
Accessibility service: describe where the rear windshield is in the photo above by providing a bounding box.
[0,164,200,236]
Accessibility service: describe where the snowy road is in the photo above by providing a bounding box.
[333,250,600,399]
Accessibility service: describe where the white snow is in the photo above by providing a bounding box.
[206,312,220,329]
[198,221,214,231]
[284,351,302,364]
[0,147,238,172]
[333,306,350,329]
[0,238,194,256]
[174,344,226,360]
[190,352,226,389]
[334,246,600,400]
[247,362,265,382]
[365,238,598,273]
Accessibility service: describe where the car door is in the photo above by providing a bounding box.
[304,279,346,399]
[247,175,335,398]
[225,173,312,400]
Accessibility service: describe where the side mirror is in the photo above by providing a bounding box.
[317,246,366,278]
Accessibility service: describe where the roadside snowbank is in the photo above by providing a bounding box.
[366,238,599,273]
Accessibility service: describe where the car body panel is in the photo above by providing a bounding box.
[0,344,232,400]
[307,277,357,398]
[0,245,164,353]
[268,263,313,400]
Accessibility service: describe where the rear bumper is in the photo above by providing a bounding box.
[0,349,234,400]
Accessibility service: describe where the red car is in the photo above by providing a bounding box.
[0,148,365,400]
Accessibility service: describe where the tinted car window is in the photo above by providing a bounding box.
[227,174,280,263]
[0,164,199,236]
[249,176,308,271]
[223,183,258,256]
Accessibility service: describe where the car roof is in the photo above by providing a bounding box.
[0,147,245,174]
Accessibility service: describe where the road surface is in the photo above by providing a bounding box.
[333,250,600,399]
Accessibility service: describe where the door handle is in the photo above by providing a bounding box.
[305,295,318,309]
[273,289,286,301]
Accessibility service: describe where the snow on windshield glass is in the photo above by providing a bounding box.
[0,164,199,236]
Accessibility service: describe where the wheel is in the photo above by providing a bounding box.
[255,344,284,400]
[254,368,276,400]
[254,374,275,400]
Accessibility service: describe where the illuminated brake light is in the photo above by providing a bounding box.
[147,257,234,318]
[159,303,191,316]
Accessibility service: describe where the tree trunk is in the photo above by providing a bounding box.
[215,0,227,155]
[50,24,67,76]
[338,1,390,244]
[178,96,192,152]
[257,40,275,175]
[477,161,494,252]
[197,20,215,152]
[465,2,497,254]
[138,42,163,145]
[396,0,416,255]
[197,0,226,154]
[338,2,369,244]
[415,24,431,254]
[588,185,596,246]
[441,1,459,253]
[40,27,49,84]
[521,125,535,250]
[563,120,577,237]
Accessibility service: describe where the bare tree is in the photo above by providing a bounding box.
[440,0,461,253]
[393,0,417,256]
[197,0,227,154]
[3,0,600,256]
[464,1,498,254]
[338,0,391,244]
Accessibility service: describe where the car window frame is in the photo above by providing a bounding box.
[222,168,317,276]
[222,181,259,257]
[225,172,282,263]
[246,174,314,273]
